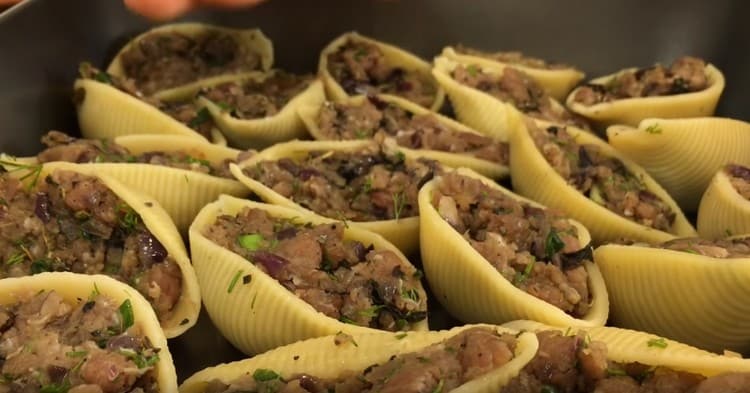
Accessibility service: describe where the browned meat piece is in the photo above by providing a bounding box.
[659,237,750,258]
[727,164,750,200]
[695,373,750,393]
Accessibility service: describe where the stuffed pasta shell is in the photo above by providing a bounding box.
[697,164,750,238]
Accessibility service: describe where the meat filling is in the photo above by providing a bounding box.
[433,172,592,317]
[451,65,590,129]
[203,327,517,393]
[454,45,570,70]
[0,170,182,321]
[530,123,676,231]
[37,131,234,178]
[246,144,439,222]
[199,72,314,120]
[326,40,438,108]
[203,208,427,330]
[726,164,750,200]
[316,95,509,164]
[573,56,709,105]
[0,290,159,393]
[119,30,262,95]
[501,330,750,393]
[652,237,750,259]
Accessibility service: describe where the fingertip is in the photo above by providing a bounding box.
[123,0,195,21]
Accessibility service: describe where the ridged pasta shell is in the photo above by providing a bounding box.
[697,167,750,238]
[510,119,696,244]
[419,167,609,327]
[230,139,421,255]
[441,47,585,101]
[196,71,326,149]
[188,195,429,355]
[607,117,750,212]
[179,324,537,393]
[503,320,750,375]
[0,272,178,391]
[594,243,750,353]
[566,64,725,127]
[107,23,273,101]
[7,162,202,338]
[297,94,509,179]
[318,32,445,111]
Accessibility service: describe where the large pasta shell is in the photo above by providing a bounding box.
[594,242,750,353]
[607,117,750,212]
[179,324,537,393]
[697,167,750,238]
[189,195,429,355]
[107,23,273,101]
[297,94,509,179]
[0,272,178,391]
[419,167,609,327]
[318,32,445,111]
[196,71,325,149]
[441,47,585,101]
[503,320,750,375]
[510,119,696,244]
[566,64,725,127]
[230,139,421,255]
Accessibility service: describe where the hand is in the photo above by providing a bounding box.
[124,0,267,21]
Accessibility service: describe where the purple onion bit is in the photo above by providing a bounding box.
[298,168,320,181]
[107,334,144,351]
[34,192,52,223]
[727,164,750,181]
[276,227,298,240]
[251,251,289,279]
[138,232,168,264]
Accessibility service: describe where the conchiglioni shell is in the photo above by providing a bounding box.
[318,32,445,111]
[297,94,508,179]
[0,272,178,391]
[107,23,273,101]
[12,162,202,338]
[180,325,537,393]
[607,117,750,212]
[419,167,609,327]
[594,243,750,353]
[566,64,725,127]
[441,47,585,101]
[197,72,326,149]
[503,320,750,375]
[510,119,696,244]
[697,168,750,238]
[230,140,421,255]
[75,78,224,144]
[189,194,428,355]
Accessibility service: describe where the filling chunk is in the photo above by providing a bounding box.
[246,144,439,222]
[316,95,509,164]
[433,172,592,317]
[530,123,675,231]
[119,30,263,94]
[327,40,438,108]
[37,131,234,178]
[0,170,182,321]
[451,65,590,129]
[0,290,160,393]
[203,327,517,393]
[637,237,750,259]
[573,56,709,105]
[726,164,750,200]
[203,208,427,330]
[454,45,571,70]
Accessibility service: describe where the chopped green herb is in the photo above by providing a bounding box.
[339,315,356,324]
[431,378,445,393]
[253,368,281,382]
[65,350,88,358]
[0,160,43,189]
[394,151,406,163]
[119,299,134,331]
[354,48,368,60]
[417,356,431,364]
[118,204,140,232]
[513,260,535,286]
[647,337,668,349]
[227,270,243,294]
[683,249,699,255]
[94,71,113,85]
[361,177,373,194]
[187,107,211,129]
[395,332,408,340]
[725,229,733,237]
[354,129,369,139]
[185,156,211,168]
[544,229,565,259]
[132,353,160,368]
[401,288,420,303]
[358,305,384,318]
[39,381,71,393]
[540,385,558,393]
[215,101,234,112]
[4,252,25,266]
[606,367,628,377]
[644,124,662,134]
[392,191,406,220]
[30,259,52,274]
[251,293,258,309]
[466,65,479,77]
[238,233,265,250]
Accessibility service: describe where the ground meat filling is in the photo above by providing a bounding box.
[501,330,750,393]
[78,64,216,139]
[0,290,159,393]
[655,237,750,259]
[246,145,439,222]
[36,131,234,178]
[573,56,709,106]
[200,72,314,120]
[316,95,509,164]
[326,40,438,108]
[454,45,570,70]
[530,123,676,231]
[203,327,517,393]
[451,65,590,129]
[119,31,262,95]
[0,170,182,321]
[204,208,427,330]
[433,172,592,317]
[726,164,750,200]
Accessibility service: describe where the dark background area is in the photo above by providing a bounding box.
[1,0,749,382]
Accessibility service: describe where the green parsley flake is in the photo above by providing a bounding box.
[227,270,243,294]
[238,233,265,250]
[647,337,668,349]
[644,124,662,134]
[253,368,281,382]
